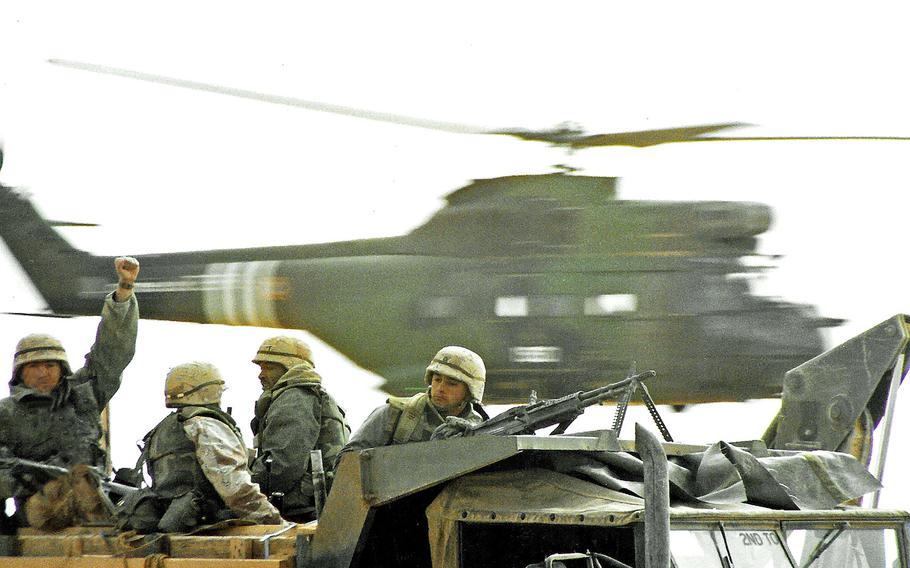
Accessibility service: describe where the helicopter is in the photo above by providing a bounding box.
[5,60,903,405]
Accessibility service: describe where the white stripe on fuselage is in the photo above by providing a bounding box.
[202,261,281,327]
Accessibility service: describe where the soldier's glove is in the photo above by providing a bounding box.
[431,416,476,440]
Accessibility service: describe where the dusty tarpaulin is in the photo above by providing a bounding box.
[424,443,881,568]
[537,442,880,509]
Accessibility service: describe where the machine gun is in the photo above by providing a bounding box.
[436,370,659,439]
[0,457,138,515]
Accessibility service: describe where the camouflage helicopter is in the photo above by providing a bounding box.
[5,59,907,405]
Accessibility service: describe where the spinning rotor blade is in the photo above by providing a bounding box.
[49,59,910,149]
[48,58,485,134]
[668,134,910,144]
[493,122,754,148]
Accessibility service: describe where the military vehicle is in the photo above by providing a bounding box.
[0,60,868,405]
[0,155,838,404]
[1,313,907,567]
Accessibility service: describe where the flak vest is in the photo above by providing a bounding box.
[387,392,431,444]
[253,378,349,485]
[385,392,488,444]
[140,406,242,507]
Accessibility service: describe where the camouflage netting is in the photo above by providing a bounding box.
[426,441,882,568]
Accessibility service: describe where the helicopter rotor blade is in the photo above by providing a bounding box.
[492,122,754,148]
[48,58,487,134]
[48,59,910,149]
[493,123,910,148]
[47,60,748,147]
[664,134,910,144]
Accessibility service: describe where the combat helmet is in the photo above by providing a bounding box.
[164,362,225,407]
[11,333,72,384]
[425,346,486,403]
[252,336,313,370]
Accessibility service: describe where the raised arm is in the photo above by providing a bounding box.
[69,257,140,407]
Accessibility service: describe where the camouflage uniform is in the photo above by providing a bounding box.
[338,388,484,459]
[0,292,138,525]
[337,346,487,470]
[117,362,280,533]
[121,405,280,532]
[250,362,349,522]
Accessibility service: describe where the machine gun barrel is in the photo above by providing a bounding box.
[578,370,656,404]
[467,370,656,437]
[0,457,138,497]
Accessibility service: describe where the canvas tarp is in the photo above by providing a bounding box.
[425,442,881,568]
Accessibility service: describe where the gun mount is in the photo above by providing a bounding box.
[1,317,908,568]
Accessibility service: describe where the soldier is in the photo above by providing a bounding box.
[0,257,140,529]
[117,362,281,533]
[250,336,349,523]
[337,346,487,465]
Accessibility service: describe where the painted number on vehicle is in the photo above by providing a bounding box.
[738,532,780,546]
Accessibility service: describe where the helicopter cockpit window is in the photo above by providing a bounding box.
[583,294,637,315]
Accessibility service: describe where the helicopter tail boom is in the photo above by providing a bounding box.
[0,181,111,314]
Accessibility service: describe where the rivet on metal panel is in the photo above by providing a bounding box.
[827,395,852,425]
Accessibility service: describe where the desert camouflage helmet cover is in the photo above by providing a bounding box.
[11,333,72,383]
[424,345,486,402]
[165,361,225,407]
[252,335,314,370]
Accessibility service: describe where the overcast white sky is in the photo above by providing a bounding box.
[2,2,910,507]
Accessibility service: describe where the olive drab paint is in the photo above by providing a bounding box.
[2,167,836,406]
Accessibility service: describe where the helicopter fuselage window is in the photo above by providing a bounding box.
[495,296,529,317]
[495,295,581,317]
[583,294,637,315]
[495,294,637,317]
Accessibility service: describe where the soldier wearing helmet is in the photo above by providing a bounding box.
[249,336,350,523]
[116,362,281,533]
[0,257,140,529]
[337,346,487,467]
